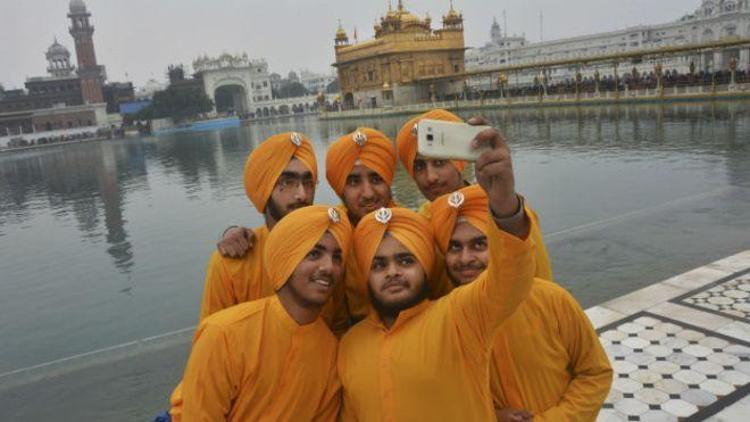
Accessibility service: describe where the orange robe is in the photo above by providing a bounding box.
[491,279,613,421]
[171,296,341,421]
[199,224,347,332]
[199,225,271,320]
[338,218,535,421]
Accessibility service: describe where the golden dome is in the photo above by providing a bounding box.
[335,20,348,39]
[444,0,462,19]
[399,11,420,24]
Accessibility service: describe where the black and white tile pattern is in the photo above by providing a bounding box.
[672,269,750,324]
[597,312,750,422]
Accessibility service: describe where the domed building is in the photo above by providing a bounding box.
[333,0,466,107]
[0,0,133,138]
[46,38,75,78]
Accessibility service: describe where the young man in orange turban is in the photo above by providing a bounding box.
[338,124,537,421]
[431,185,613,422]
[396,108,468,219]
[398,111,554,295]
[170,205,352,422]
[197,132,345,331]
[324,128,400,322]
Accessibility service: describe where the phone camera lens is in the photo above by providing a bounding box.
[426,134,434,141]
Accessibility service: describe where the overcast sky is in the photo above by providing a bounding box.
[1,0,697,89]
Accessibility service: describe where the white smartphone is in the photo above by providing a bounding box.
[416,119,492,162]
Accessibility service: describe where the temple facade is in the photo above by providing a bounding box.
[333,1,466,107]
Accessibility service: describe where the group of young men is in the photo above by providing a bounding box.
[164,109,613,421]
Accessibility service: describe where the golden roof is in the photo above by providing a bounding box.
[335,20,348,39]
[443,0,463,22]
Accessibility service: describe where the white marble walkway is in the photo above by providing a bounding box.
[587,250,750,421]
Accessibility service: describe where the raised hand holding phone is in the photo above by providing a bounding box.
[416,118,491,161]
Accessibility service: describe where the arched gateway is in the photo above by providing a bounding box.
[193,53,273,115]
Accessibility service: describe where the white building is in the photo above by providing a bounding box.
[192,53,273,114]
[299,70,337,95]
[466,1,750,86]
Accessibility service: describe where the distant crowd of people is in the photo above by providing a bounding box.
[328,66,749,111]
[475,67,750,99]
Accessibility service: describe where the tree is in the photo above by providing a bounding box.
[136,86,214,122]
[276,82,308,99]
[287,71,299,83]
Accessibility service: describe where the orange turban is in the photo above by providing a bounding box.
[325,128,397,197]
[396,109,466,178]
[431,185,490,254]
[264,205,352,291]
[244,132,318,212]
[353,207,434,288]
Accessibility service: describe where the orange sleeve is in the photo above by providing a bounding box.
[178,321,240,421]
[526,207,554,281]
[447,209,535,349]
[535,290,613,421]
[198,252,236,322]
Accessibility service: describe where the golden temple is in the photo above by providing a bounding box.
[333,1,466,107]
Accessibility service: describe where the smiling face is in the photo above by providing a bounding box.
[444,221,489,285]
[367,234,428,316]
[412,157,464,201]
[342,164,392,221]
[266,158,315,223]
[283,231,344,308]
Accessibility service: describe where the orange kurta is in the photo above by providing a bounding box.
[338,218,535,421]
[198,224,346,331]
[172,296,340,422]
[491,279,613,421]
[199,225,270,321]
[526,206,553,281]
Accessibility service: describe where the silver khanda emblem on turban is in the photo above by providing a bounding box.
[374,207,392,224]
[448,191,465,209]
[328,207,341,224]
[352,131,368,147]
[290,132,302,146]
[411,123,418,136]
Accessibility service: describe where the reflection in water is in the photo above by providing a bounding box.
[0,140,147,273]
[0,102,748,374]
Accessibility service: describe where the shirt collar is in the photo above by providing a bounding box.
[368,299,432,332]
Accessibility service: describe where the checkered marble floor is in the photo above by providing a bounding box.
[597,312,750,421]
[587,251,750,421]
[672,269,750,324]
